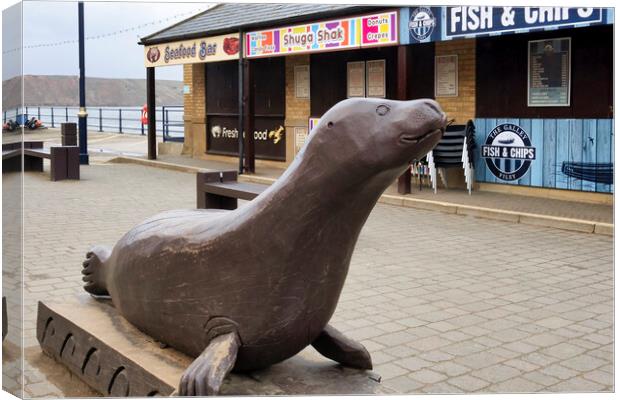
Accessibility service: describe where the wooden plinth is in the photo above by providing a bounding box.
[37,295,389,397]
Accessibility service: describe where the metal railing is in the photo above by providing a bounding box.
[3,106,184,142]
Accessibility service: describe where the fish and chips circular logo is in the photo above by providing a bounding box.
[481,124,536,181]
[146,47,160,63]
[409,7,436,42]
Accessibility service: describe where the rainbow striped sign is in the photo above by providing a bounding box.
[309,117,321,133]
[246,17,359,58]
[246,11,398,58]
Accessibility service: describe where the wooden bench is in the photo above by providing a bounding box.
[2,141,80,181]
[196,170,268,209]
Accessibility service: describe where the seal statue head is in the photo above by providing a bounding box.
[301,98,447,181]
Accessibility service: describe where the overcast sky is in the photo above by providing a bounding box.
[3,1,213,81]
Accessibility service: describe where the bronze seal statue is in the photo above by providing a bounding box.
[81,98,447,396]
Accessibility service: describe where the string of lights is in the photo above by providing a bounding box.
[2,6,208,55]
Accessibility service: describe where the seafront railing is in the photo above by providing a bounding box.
[3,105,184,143]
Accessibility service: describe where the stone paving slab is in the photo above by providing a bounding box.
[1,162,614,396]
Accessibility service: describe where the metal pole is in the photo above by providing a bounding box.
[38,106,41,120]
[162,106,166,142]
[25,106,28,119]
[165,109,169,138]
[119,109,122,133]
[146,67,156,159]
[51,107,55,127]
[237,31,245,175]
[77,2,89,164]
[66,107,69,122]
[161,106,164,136]
[99,108,102,132]
[396,45,411,194]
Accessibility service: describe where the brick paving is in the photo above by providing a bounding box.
[1,161,614,396]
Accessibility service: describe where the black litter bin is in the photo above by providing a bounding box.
[61,122,77,146]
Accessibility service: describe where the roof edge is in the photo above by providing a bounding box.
[139,4,379,46]
[138,3,222,45]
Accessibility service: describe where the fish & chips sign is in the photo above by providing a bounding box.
[246,11,398,58]
[401,7,610,44]
[481,123,536,181]
[144,33,240,67]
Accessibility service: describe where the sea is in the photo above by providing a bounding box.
[4,105,184,139]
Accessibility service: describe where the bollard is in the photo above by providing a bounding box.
[119,109,123,133]
[99,108,103,132]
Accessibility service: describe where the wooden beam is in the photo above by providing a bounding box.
[146,67,156,160]
[243,59,255,173]
[237,32,245,174]
[396,45,411,194]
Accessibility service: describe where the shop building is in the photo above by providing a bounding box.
[140,4,613,199]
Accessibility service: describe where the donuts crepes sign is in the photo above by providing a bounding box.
[144,33,240,67]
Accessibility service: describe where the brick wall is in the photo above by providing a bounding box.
[284,55,310,164]
[434,39,476,124]
[182,63,206,156]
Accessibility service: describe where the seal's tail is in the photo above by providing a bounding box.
[82,245,111,296]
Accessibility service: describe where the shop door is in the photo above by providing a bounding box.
[205,58,285,161]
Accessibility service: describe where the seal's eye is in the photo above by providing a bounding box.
[327,122,334,128]
[376,105,390,116]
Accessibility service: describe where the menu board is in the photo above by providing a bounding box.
[347,61,366,98]
[295,65,310,99]
[435,55,458,97]
[294,126,309,154]
[366,59,386,98]
[528,38,571,106]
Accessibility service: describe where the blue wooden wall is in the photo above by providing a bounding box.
[473,118,614,193]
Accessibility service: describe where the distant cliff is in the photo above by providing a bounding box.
[2,75,183,108]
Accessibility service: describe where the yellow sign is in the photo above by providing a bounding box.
[144,33,240,67]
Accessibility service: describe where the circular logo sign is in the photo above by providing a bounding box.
[146,47,160,63]
[481,123,536,181]
[409,7,436,42]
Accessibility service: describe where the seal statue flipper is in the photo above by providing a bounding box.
[311,324,372,370]
[178,332,240,396]
[81,245,112,296]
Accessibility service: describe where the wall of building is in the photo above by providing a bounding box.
[182,63,207,157]
[284,55,311,164]
[476,25,613,119]
[434,39,476,124]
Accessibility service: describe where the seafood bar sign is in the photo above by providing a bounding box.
[401,7,611,44]
[144,34,240,67]
[246,11,398,58]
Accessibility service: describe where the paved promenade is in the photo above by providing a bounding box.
[1,160,613,396]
